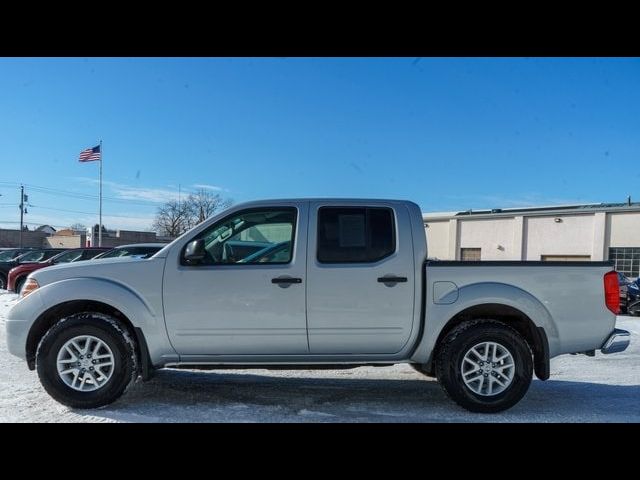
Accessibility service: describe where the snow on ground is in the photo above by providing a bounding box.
[1,289,638,422]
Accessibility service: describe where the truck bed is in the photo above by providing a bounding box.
[422,260,616,359]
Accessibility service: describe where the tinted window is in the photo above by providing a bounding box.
[95,246,161,259]
[0,250,17,262]
[317,207,395,263]
[18,250,47,262]
[187,208,296,265]
[52,250,83,263]
[82,249,107,260]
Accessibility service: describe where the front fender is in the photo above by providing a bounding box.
[411,281,559,363]
[10,277,176,365]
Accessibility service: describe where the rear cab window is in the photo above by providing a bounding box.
[317,207,395,263]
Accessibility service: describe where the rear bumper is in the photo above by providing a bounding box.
[600,329,630,354]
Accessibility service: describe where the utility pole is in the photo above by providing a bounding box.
[19,185,24,248]
[98,140,103,247]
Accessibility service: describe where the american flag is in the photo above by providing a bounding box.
[79,145,101,162]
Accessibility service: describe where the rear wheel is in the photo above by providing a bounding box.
[36,312,138,408]
[435,320,533,413]
[0,274,6,290]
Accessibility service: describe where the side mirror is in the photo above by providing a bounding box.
[184,239,206,264]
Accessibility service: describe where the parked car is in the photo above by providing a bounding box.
[627,278,640,316]
[7,247,110,293]
[0,248,65,290]
[92,243,167,260]
[617,272,635,313]
[5,199,630,413]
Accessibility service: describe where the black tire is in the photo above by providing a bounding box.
[14,276,26,294]
[628,300,640,317]
[36,312,138,409]
[410,363,435,378]
[0,273,6,290]
[435,319,533,413]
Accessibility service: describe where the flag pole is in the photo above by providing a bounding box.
[99,139,103,247]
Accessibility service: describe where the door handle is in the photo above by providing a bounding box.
[271,277,302,284]
[377,276,408,283]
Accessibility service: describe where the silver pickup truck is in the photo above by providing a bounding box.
[5,199,630,412]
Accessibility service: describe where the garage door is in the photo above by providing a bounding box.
[541,255,591,261]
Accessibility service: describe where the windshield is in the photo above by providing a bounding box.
[51,250,84,264]
[0,250,19,262]
[17,250,47,262]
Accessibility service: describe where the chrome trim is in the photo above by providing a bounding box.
[601,329,631,354]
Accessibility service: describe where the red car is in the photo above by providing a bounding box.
[7,247,109,293]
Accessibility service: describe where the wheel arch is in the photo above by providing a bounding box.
[19,277,177,370]
[425,303,550,381]
[26,300,138,370]
[12,273,28,292]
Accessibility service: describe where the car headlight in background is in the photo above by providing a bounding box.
[20,278,40,298]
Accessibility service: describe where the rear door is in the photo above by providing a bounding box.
[306,202,415,354]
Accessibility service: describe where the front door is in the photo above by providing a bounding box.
[306,202,416,354]
[163,203,309,356]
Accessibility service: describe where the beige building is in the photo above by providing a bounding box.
[423,202,640,279]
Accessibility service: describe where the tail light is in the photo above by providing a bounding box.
[604,271,620,314]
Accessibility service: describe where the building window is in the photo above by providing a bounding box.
[541,255,591,262]
[609,247,640,279]
[460,248,481,261]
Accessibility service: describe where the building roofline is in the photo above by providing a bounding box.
[423,202,640,221]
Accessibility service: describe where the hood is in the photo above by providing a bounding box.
[31,255,166,288]
[10,261,48,275]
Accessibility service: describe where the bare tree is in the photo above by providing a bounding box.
[152,200,190,237]
[70,223,87,233]
[153,190,232,237]
[185,189,233,228]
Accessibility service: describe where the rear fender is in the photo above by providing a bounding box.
[411,282,559,363]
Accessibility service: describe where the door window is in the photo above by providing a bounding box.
[186,208,296,265]
[317,207,395,263]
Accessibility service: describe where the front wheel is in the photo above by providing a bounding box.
[36,312,138,408]
[435,320,533,413]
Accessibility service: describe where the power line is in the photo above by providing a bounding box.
[0,181,207,205]
[27,204,154,220]
[0,220,73,229]
[0,181,169,207]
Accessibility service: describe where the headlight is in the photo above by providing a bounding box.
[21,278,40,298]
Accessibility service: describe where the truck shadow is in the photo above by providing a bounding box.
[85,368,640,422]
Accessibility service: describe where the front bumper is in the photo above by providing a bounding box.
[5,317,29,360]
[600,329,631,354]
